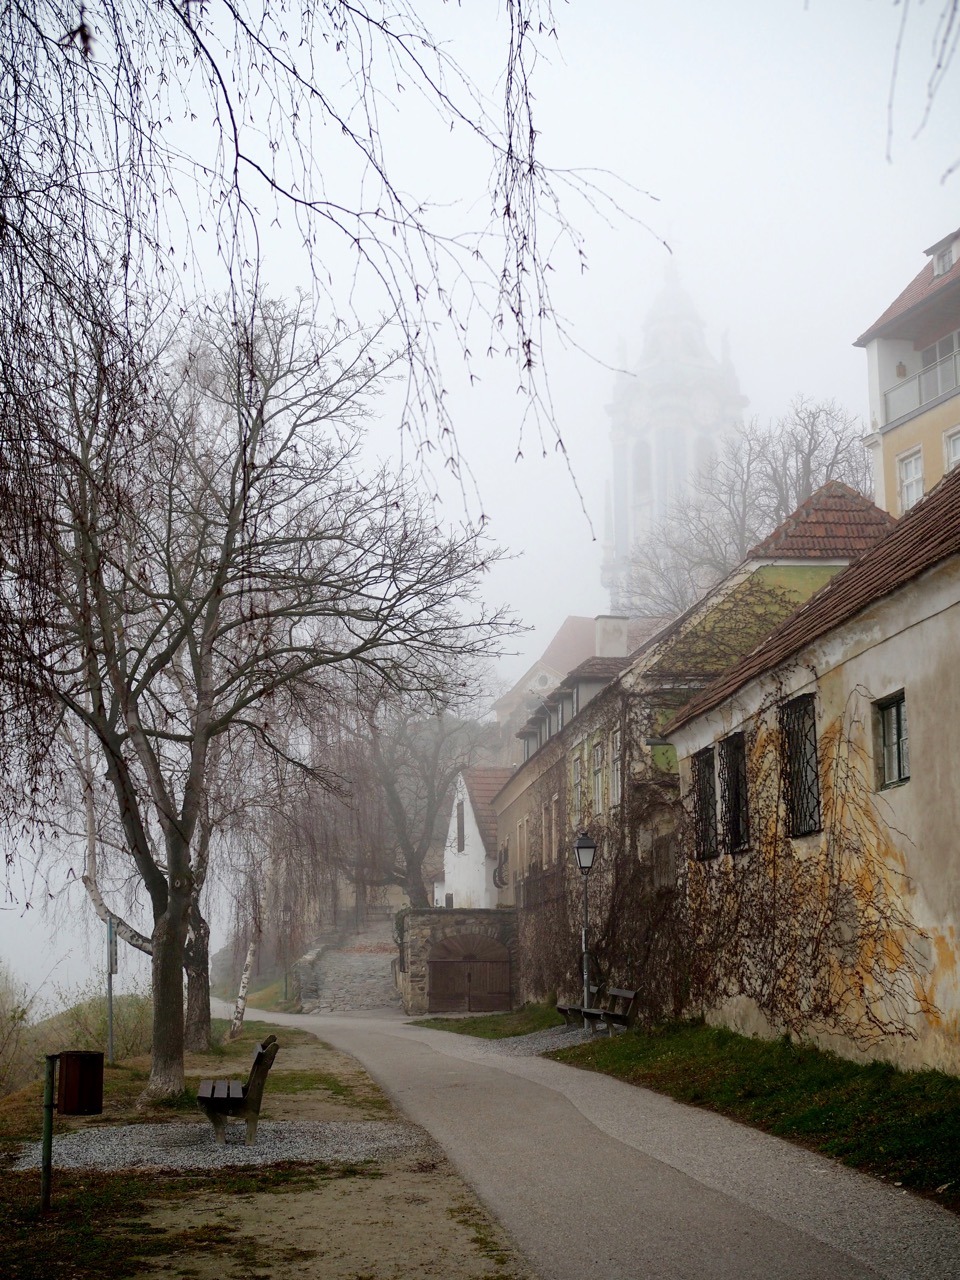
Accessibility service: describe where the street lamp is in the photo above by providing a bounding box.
[573,831,597,1026]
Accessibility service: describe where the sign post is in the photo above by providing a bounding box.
[106,916,117,1065]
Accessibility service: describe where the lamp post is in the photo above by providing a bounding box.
[573,831,597,1027]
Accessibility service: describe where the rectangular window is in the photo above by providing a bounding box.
[719,732,749,854]
[936,247,954,276]
[572,756,582,825]
[898,449,924,512]
[610,727,622,807]
[552,794,560,861]
[946,429,960,472]
[779,694,822,837]
[691,746,718,860]
[878,692,910,787]
[542,802,553,864]
[456,800,465,851]
[593,742,604,816]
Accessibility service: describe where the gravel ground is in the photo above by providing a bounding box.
[462,1023,595,1057]
[12,1119,425,1172]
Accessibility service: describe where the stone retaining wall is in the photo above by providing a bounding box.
[398,907,518,1015]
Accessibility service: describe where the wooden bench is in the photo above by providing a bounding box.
[197,1035,280,1145]
[556,983,606,1027]
[581,987,639,1036]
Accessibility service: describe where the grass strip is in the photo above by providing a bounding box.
[411,1003,564,1039]
[549,1020,960,1213]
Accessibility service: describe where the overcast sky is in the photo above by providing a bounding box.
[3,0,958,997]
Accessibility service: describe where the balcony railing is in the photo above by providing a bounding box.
[884,350,960,424]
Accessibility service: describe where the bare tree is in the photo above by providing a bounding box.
[298,686,496,913]
[0,292,511,1096]
[626,399,872,616]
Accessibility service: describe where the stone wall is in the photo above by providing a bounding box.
[398,907,518,1015]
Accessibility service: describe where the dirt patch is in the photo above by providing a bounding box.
[133,1150,534,1280]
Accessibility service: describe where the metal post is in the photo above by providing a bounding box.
[582,873,590,1030]
[41,1054,57,1213]
[106,916,115,1065]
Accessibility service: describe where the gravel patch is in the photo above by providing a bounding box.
[474,1024,595,1057]
[12,1120,425,1172]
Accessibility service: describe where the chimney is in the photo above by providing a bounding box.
[595,615,630,657]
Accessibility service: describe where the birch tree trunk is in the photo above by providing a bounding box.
[229,935,259,1040]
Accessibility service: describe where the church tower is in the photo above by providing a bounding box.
[601,270,747,610]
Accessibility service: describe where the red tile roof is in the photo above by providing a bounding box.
[667,464,960,734]
[539,616,597,675]
[746,482,896,560]
[463,767,515,855]
[855,240,960,346]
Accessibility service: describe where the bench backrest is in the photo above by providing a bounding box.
[243,1035,280,1109]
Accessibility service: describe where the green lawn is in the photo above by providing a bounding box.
[417,1006,960,1214]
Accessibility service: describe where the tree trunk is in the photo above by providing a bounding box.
[184,903,211,1053]
[229,936,258,1040]
[143,892,189,1100]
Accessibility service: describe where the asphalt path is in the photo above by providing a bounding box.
[223,1005,960,1280]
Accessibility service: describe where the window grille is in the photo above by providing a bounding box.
[691,746,718,860]
[592,742,604,815]
[719,732,749,854]
[878,692,909,786]
[610,728,622,807]
[779,694,822,837]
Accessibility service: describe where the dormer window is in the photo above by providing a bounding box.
[935,245,954,277]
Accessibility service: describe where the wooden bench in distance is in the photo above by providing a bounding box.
[556,983,605,1027]
[197,1034,280,1145]
[582,987,639,1036]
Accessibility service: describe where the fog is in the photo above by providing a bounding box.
[2,0,957,996]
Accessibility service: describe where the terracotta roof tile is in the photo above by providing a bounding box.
[463,767,515,855]
[667,465,960,734]
[855,245,960,346]
[747,482,896,560]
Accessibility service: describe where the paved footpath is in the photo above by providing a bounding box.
[231,1006,960,1280]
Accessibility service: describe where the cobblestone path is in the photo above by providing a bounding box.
[299,915,401,1013]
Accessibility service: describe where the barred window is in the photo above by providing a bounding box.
[610,728,622,807]
[691,746,718,860]
[593,742,604,815]
[779,694,821,837]
[719,732,749,854]
[878,692,909,787]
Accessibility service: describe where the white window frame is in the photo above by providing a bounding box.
[897,447,924,513]
[945,427,960,473]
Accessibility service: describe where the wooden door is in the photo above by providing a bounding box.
[427,934,512,1013]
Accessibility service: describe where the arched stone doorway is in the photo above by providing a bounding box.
[427,933,512,1013]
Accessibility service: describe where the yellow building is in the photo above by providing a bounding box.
[857,226,960,515]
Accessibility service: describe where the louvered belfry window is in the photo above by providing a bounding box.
[719,732,749,854]
[691,746,718,860]
[779,694,822,837]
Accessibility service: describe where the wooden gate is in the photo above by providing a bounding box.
[427,934,512,1013]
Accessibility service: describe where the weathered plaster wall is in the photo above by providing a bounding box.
[397,908,518,1015]
[671,557,960,1072]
